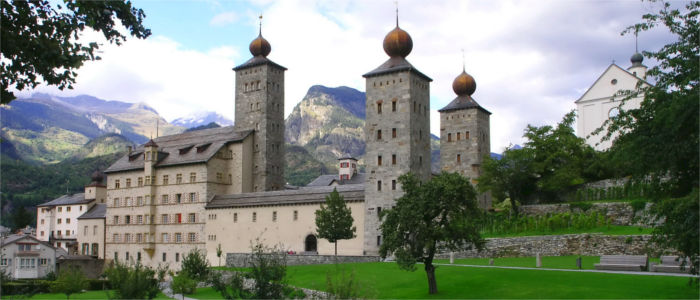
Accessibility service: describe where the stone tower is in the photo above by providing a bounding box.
[438,67,491,208]
[233,26,286,192]
[362,16,432,255]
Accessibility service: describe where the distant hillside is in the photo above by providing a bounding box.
[69,133,133,160]
[0,93,184,164]
[172,111,234,128]
[284,144,328,186]
[185,122,223,132]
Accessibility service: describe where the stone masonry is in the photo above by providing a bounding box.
[225,253,380,268]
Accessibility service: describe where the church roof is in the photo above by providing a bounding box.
[37,193,90,207]
[206,184,364,209]
[363,57,432,81]
[575,63,652,104]
[104,126,253,173]
[233,56,287,71]
[438,95,491,114]
[78,204,106,219]
[306,173,367,187]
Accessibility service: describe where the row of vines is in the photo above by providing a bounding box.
[481,211,611,236]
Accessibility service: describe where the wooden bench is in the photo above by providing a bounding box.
[594,255,648,271]
[651,256,691,273]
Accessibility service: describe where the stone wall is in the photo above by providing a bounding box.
[435,234,669,259]
[226,253,380,268]
[57,257,105,279]
[518,202,652,226]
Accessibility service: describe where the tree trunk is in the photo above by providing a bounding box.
[425,262,438,294]
[334,241,338,256]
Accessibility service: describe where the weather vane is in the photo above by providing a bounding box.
[259,14,263,34]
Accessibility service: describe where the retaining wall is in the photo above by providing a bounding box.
[518,202,653,226]
[226,253,380,268]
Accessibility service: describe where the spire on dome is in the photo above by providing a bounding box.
[382,3,413,58]
[630,29,644,67]
[249,14,271,57]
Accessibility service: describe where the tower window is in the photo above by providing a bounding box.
[413,101,416,112]
[457,132,461,140]
[392,154,396,165]
[392,99,397,112]
[457,154,461,163]
[392,128,397,138]
[377,180,382,191]
[293,210,298,221]
[377,156,382,166]
[466,131,470,139]
[377,102,382,114]
[419,156,423,165]
[377,130,382,140]
[272,211,277,222]
[392,180,397,190]
[448,133,452,142]
[252,212,257,222]
[233,213,237,223]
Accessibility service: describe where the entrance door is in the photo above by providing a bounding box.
[304,235,317,252]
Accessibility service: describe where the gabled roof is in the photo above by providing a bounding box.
[363,57,432,81]
[206,184,364,209]
[575,63,652,103]
[104,126,253,173]
[438,95,491,114]
[306,173,367,187]
[78,204,106,219]
[37,193,90,207]
[233,56,287,71]
[1,234,54,249]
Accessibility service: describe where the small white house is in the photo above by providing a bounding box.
[0,234,58,279]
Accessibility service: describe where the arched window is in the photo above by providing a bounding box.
[305,235,317,252]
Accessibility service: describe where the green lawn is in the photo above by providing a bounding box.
[28,290,172,299]
[280,262,698,299]
[188,286,223,299]
[483,225,652,238]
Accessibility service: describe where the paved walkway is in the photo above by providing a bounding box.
[432,262,698,277]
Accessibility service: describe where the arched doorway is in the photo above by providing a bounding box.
[304,234,317,252]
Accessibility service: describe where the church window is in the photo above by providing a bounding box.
[392,99,397,112]
[377,155,382,166]
[377,180,382,191]
[138,177,143,186]
[176,174,182,184]
[392,128,397,138]
[233,213,238,223]
[126,178,131,187]
[457,132,461,140]
[392,154,396,165]
[377,102,382,114]
[252,212,257,222]
[392,180,396,190]
[293,210,298,221]
[250,103,253,110]
[465,131,470,139]
[377,130,382,140]
[272,211,277,222]
[190,173,196,183]
[176,253,180,262]
[448,133,452,142]
[457,154,461,163]
[115,180,120,189]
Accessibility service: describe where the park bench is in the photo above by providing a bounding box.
[594,255,648,271]
[651,256,691,273]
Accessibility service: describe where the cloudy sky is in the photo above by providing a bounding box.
[21,0,679,152]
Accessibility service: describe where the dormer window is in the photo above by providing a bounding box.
[196,143,211,153]
[179,145,194,155]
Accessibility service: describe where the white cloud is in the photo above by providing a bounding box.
[210,11,238,26]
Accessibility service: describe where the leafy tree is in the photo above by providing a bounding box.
[479,146,537,215]
[315,188,356,256]
[104,260,160,299]
[181,249,209,282]
[216,244,223,267]
[380,172,485,295]
[51,266,88,299]
[1,0,151,103]
[601,1,698,198]
[650,191,699,278]
[171,271,197,299]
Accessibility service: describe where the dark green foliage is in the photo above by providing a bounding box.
[104,261,160,299]
[380,172,485,294]
[210,271,250,299]
[650,191,699,277]
[181,249,210,282]
[171,271,197,296]
[51,266,88,299]
[85,279,110,291]
[481,211,610,236]
[629,199,648,213]
[1,279,51,296]
[315,188,356,256]
[1,0,151,103]
[600,1,699,198]
[569,202,593,212]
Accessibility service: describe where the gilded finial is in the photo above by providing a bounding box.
[259,14,263,35]
[394,0,399,27]
[461,48,465,72]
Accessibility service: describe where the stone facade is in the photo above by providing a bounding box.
[226,252,380,268]
[234,63,286,192]
[363,70,432,255]
[436,234,663,259]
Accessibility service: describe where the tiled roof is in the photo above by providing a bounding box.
[206,184,364,209]
[438,95,491,114]
[104,126,253,173]
[78,204,106,219]
[306,173,367,187]
[363,57,432,81]
[37,193,90,207]
[233,56,287,71]
[0,234,54,249]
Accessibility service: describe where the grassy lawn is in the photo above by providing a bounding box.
[281,262,698,299]
[28,290,171,299]
[483,225,652,238]
[188,286,222,299]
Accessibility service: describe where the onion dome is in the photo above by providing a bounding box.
[452,70,477,96]
[249,33,271,57]
[383,26,413,58]
[630,52,643,66]
[90,171,104,183]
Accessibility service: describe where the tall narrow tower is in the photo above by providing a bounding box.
[362,14,432,255]
[438,67,491,208]
[233,23,286,192]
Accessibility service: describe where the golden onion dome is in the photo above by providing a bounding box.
[249,34,271,57]
[452,70,476,96]
[383,26,413,58]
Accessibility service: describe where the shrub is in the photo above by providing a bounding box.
[86,279,110,291]
[569,202,593,212]
[1,280,51,296]
[325,267,362,299]
[181,249,210,282]
[104,261,160,299]
[630,199,648,212]
[51,266,89,299]
[171,271,197,296]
